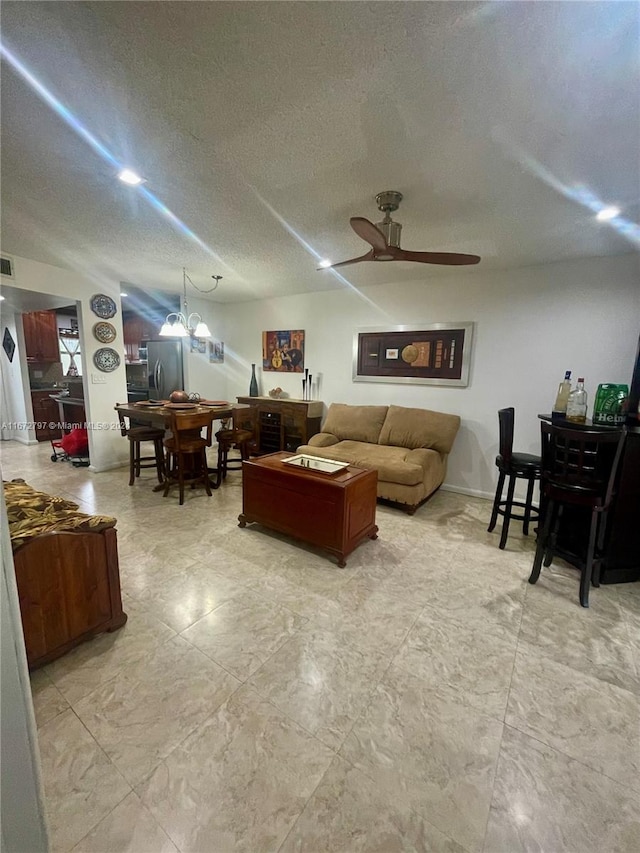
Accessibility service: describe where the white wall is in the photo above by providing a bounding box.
[221,253,640,498]
[0,309,34,444]
[1,486,49,852]
[182,294,230,401]
[6,256,128,472]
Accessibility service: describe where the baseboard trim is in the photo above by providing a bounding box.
[440,484,493,501]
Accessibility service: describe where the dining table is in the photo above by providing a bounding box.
[114,401,250,490]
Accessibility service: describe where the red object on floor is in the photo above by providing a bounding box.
[60,428,89,457]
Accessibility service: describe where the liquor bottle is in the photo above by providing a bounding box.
[552,370,572,420]
[566,377,588,423]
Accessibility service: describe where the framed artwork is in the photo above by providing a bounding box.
[209,340,224,363]
[3,327,15,362]
[190,338,207,354]
[353,322,474,387]
[262,329,305,372]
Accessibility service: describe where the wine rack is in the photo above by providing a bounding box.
[236,396,323,455]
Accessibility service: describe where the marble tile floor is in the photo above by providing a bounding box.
[2,440,639,853]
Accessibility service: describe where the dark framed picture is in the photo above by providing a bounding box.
[353,322,474,387]
[190,338,207,354]
[262,329,305,372]
[209,340,224,363]
[3,327,16,363]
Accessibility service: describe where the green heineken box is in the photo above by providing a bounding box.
[593,384,629,425]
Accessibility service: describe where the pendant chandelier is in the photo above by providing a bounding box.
[159,268,221,338]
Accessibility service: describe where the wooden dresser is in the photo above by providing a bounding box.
[236,396,323,454]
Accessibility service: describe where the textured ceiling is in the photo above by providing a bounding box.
[1,1,638,304]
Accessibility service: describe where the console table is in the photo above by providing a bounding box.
[236,396,323,454]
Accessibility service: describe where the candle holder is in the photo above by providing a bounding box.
[302,368,313,401]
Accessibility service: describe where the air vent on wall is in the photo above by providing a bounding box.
[0,255,14,278]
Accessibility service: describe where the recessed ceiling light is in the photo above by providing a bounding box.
[0,295,5,301]
[596,206,620,222]
[319,259,332,268]
[117,169,145,186]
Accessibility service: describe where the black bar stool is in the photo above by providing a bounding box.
[116,407,165,486]
[214,407,256,487]
[529,423,626,607]
[487,407,541,549]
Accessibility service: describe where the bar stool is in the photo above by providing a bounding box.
[116,407,165,486]
[529,422,626,607]
[487,407,541,549]
[163,410,213,505]
[214,408,256,487]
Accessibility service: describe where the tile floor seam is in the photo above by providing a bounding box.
[500,720,640,797]
[173,631,247,685]
[58,707,134,851]
[514,629,640,696]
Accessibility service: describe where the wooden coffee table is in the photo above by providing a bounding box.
[238,451,378,567]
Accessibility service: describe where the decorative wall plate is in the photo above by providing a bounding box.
[93,321,117,344]
[90,293,117,319]
[93,347,121,372]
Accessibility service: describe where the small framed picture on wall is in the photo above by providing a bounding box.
[209,340,224,363]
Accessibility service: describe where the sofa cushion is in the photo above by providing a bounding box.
[378,405,460,454]
[322,403,388,444]
[297,442,428,487]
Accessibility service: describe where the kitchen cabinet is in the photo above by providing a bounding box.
[236,396,323,454]
[31,391,62,441]
[123,315,161,362]
[23,310,60,362]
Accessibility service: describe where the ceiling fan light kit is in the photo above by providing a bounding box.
[319,191,481,270]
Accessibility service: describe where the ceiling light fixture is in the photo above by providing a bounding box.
[118,168,145,186]
[159,268,221,338]
[319,259,332,268]
[596,206,620,222]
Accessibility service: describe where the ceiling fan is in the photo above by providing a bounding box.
[318,191,481,270]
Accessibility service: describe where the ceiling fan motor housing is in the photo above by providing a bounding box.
[376,218,402,248]
[375,190,404,247]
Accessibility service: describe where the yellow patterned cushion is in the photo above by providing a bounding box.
[3,480,116,551]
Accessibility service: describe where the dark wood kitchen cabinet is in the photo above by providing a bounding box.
[236,396,323,453]
[31,391,62,441]
[22,310,60,362]
[123,315,161,362]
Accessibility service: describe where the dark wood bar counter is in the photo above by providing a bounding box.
[538,415,640,584]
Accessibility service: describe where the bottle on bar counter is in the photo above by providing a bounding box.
[552,370,572,420]
[566,377,588,423]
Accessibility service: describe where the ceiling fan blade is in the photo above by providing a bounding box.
[317,250,374,270]
[350,217,388,251]
[395,249,481,266]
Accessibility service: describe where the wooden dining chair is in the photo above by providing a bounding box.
[116,406,165,486]
[163,410,213,505]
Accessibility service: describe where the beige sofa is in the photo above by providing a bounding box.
[296,403,460,514]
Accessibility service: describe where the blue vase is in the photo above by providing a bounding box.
[249,364,259,397]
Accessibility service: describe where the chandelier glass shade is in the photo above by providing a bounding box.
[159,268,215,338]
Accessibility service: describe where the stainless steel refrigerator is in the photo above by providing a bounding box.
[147,340,184,400]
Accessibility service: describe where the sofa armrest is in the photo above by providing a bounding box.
[306,432,340,448]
